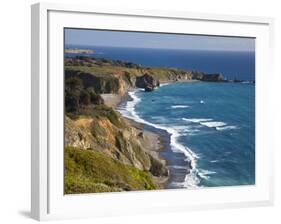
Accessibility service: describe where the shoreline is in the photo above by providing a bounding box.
[160,79,200,84]
[101,82,199,189]
[100,80,202,108]
[123,117,170,188]
[101,91,171,188]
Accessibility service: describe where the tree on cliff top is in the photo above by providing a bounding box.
[65,77,104,113]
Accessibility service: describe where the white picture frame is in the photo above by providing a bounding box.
[31,2,274,221]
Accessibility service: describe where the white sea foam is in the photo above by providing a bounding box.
[170,165,189,170]
[117,90,201,188]
[198,169,217,180]
[169,168,201,189]
[160,83,171,87]
[172,125,192,132]
[200,121,227,128]
[171,105,190,109]
[216,125,237,131]
[182,118,236,132]
[210,160,220,163]
[182,118,212,123]
[174,126,201,136]
[200,100,205,104]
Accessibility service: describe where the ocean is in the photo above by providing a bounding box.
[118,82,255,188]
[66,45,255,188]
[65,45,255,81]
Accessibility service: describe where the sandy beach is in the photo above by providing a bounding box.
[100,93,123,108]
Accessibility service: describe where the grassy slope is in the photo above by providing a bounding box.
[65,64,190,81]
[65,146,157,194]
[65,65,141,77]
[65,105,162,194]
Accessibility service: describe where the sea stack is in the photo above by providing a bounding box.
[135,73,160,91]
[202,73,225,82]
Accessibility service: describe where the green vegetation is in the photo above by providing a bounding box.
[65,65,141,77]
[65,147,157,194]
[65,68,123,94]
[65,76,104,112]
[65,62,195,95]
[65,64,181,81]
[65,62,193,80]
[89,105,125,128]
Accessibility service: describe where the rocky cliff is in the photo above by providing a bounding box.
[202,73,225,82]
[64,104,168,193]
[135,73,160,91]
[65,56,219,95]
[65,108,168,174]
[65,69,132,96]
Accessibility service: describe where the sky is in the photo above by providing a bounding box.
[65,28,255,52]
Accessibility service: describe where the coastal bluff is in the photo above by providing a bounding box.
[65,56,226,95]
[65,106,169,193]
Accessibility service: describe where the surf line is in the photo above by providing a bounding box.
[117,88,201,188]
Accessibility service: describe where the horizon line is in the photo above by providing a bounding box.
[65,43,255,53]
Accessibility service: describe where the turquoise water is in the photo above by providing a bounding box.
[119,82,255,188]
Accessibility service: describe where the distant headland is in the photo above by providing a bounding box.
[65,48,95,54]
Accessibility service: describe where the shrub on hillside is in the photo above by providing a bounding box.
[65,77,104,113]
[87,87,104,105]
[64,146,157,194]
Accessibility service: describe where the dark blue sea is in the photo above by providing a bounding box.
[65,45,255,81]
[66,45,255,188]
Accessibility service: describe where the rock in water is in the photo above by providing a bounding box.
[145,85,154,92]
[135,73,159,91]
[202,73,225,82]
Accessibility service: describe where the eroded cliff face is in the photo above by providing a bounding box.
[65,108,168,177]
[64,57,213,95]
[65,68,203,95]
[65,117,96,150]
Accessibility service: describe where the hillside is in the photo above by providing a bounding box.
[64,74,168,194]
[65,146,157,193]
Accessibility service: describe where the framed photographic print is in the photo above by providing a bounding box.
[31,2,274,221]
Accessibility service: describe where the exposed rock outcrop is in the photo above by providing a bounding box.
[65,116,96,150]
[65,107,169,177]
[202,73,225,82]
[65,57,229,96]
[135,73,160,91]
[65,70,132,95]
